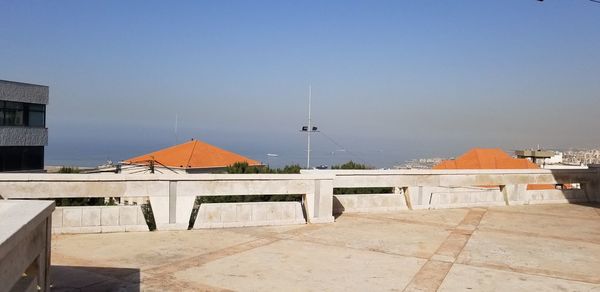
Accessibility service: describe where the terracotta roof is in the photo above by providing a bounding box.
[124,139,261,169]
[433,148,553,190]
[433,148,539,170]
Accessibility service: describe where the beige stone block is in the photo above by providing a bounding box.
[52,208,63,228]
[220,204,237,223]
[251,204,268,222]
[294,203,305,220]
[222,222,245,228]
[101,226,125,233]
[148,196,170,227]
[79,226,102,233]
[200,204,221,224]
[101,207,119,226]
[281,203,296,220]
[266,203,283,221]
[62,208,82,227]
[60,227,83,234]
[124,225,149,232]
[156,223,189,231]
[81,208,101,226]
[236,204,252,222]
[119,206,138,226]
[194,222,211,229]
[136,207,147,225]
[344,196,357,209]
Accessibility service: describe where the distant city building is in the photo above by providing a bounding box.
[394,157,444,169]
[120,139,262,174]
[0,80,48,172]
[563,149,600,165]
[515,149,555,167]
[543,151,564,165]
[530,151,587,170]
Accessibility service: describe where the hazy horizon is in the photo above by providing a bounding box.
[2,1,600,168]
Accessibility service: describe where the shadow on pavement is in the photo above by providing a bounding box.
[51,265,140,292]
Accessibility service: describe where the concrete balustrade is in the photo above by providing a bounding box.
[0,173,336,231]
[303,168,600,212]
[0,169,598,234]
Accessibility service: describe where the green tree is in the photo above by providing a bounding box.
[58,166,81,173]
[225,162,267,174]
[331,161,393,195]
[331,160,371,170]
[197,162,303,204]
[277,164,301,174]
[225,162,301,174]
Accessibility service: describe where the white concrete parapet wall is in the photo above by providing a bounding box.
[333,194,408,214]
[0,173,336,231]
[0,169,598,234]
[409,187,505,210]
[194,201,305,229]
[303,169,600,211]
[52,205,149,234]
[513,189,588,205]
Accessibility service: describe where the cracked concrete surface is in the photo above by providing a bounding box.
[50,203,600,291]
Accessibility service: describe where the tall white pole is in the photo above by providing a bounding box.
[175,113,179,144]
[307,85,312,169]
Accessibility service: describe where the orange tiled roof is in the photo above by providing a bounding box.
[124,139,261,169]
[433,148,539,170]
[433,148,553,190]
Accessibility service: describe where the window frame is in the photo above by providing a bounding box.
[0,101,46,127]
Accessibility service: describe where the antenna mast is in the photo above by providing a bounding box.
[307,85,312,169]
[175,113,179,144]
[300,85,318,169]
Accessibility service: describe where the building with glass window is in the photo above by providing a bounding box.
[0,80,48,172]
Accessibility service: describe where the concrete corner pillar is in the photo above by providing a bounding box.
[402,187,413,210]
[304,179,334,224]
[405,186,432,209]
[148,196,170,230]
[501,184,528,205]
[149,181,194,231]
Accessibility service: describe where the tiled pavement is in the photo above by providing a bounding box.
[50,203,600,291]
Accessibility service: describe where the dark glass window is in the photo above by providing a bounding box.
[4,110,17,125]
[0,101,45,127]
[27,104,45,127]
[5,101,23,109]
[0,146,44,172]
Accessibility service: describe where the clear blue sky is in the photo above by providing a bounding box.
[2,1,599,167]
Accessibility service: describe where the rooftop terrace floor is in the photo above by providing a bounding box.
[50,203,600,291]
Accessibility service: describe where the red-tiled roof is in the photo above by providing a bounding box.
[433,148,539,170]
[433,148,553,190]
[124,139,261,169]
